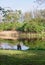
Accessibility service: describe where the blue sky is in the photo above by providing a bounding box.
[0,0,45,12]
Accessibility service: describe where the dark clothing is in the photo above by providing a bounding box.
[17,44,21,50]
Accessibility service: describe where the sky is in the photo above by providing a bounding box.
[0,0,45,12]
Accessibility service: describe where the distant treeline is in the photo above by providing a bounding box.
[0,7,45,32]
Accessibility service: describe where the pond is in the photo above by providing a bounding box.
[0,39,29,50]
[0,39,45,50]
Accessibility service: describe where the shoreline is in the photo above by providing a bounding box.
[0,31,45,40]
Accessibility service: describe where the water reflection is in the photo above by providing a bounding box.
[0,39,45,50]
[0,42,29,50]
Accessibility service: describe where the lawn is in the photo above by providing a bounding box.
[0,50,45,65]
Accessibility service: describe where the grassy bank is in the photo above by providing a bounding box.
[0,50,45,65]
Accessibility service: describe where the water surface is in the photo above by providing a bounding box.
[0,39,45,50]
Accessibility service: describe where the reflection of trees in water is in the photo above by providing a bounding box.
[0,39,44,47]
[20,39,44,47]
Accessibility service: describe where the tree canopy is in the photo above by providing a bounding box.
[0,7,45,32]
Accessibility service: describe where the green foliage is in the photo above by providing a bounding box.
[20,19,44,32]
[0,8,45,32]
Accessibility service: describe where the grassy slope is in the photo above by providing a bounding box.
[0,50,45,65]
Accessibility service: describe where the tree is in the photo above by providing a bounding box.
[35,0,45,5]
[0,7,5,22]
[33,9,45,18]
[3,9,22,22]
[24,12,32,22]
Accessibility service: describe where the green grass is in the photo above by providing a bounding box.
[0,50,45,65]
